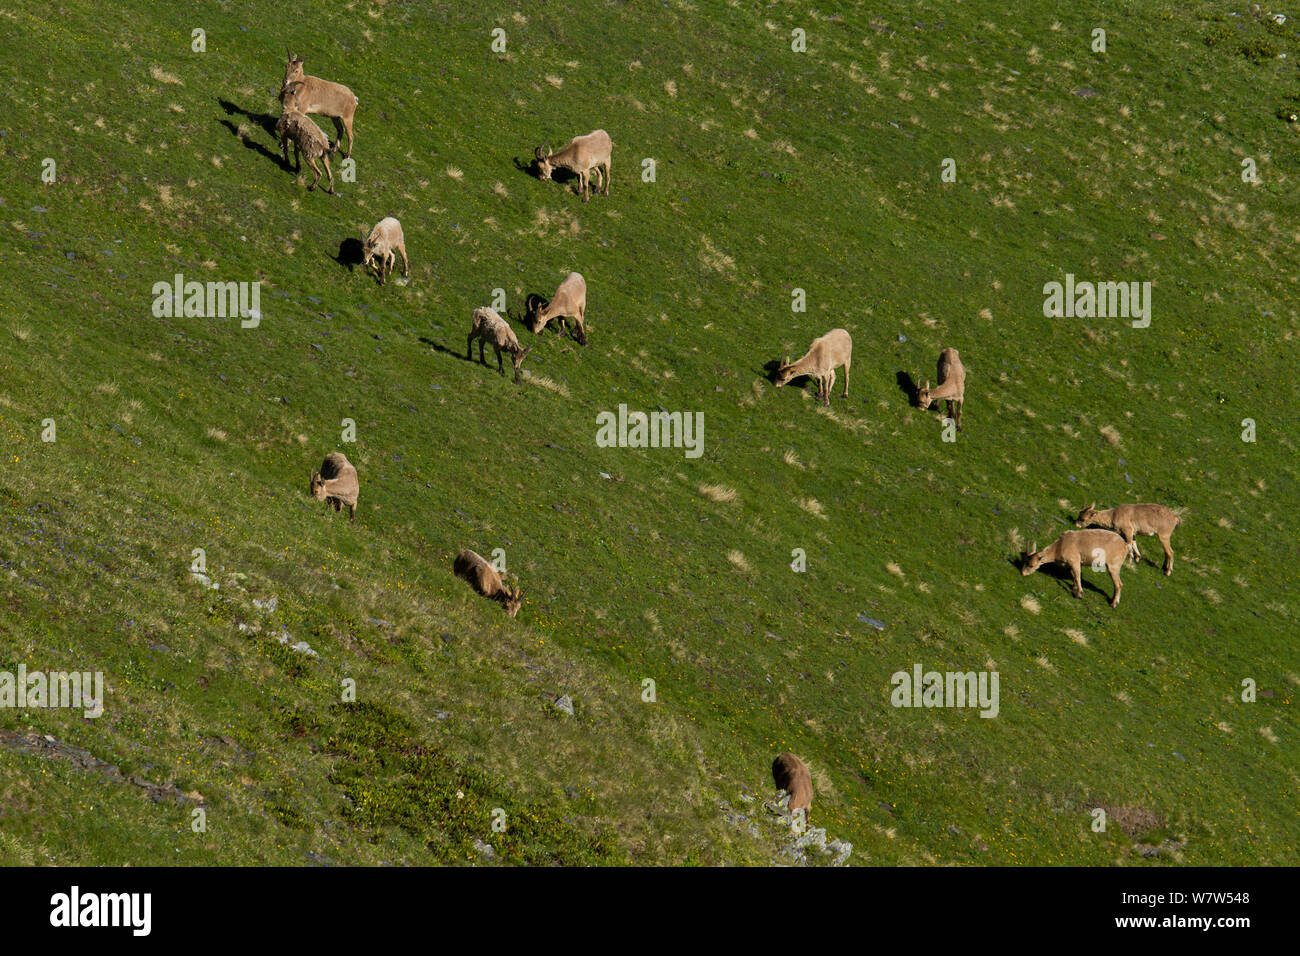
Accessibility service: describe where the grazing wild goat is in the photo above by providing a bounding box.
[535,130,612,202]
[1075,502,1182,575]
[773,329,852,406]
[276,107,337,193]
[1021,529,1129,608]
[772,753,813,822]
[309,452,359,522]
[281,51,357,158]
[467,307,531,384]
[360,217,409,285]
[454,549,523,618]
[525,272,588,345]
[916,347,966,431]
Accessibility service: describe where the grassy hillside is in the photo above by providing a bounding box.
[0,0,1295,865]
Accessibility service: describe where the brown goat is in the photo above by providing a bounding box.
[309,452,359,521]
[916,347,966,431]
[454,549,523,617]
[773,329,852,406]
[281,52,357,158]
[772,752,813,823]
[535,130,612,202]
[468,307,531,384]
[276,107,337,193]
[361,217,409,285]
[525,272,588,345]
[1021,529,1129,608]
[1075,502,1182,575]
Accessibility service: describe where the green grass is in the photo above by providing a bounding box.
[0,0,1295,865]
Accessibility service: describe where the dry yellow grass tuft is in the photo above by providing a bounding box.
[1020,594,1041,614]
[727,550,751,572]
[150,66,183,85]
[797,498,827,519]
[699,483,738,504]
[698,235,736,274]
[521,372,570,398]
[1099,424,1121,446]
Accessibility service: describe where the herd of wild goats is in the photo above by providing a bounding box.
[283,50,1182,820]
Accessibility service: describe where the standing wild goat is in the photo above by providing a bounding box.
[916,347,966,431]
[309,452,359,522]
[535,130,612,202]
[281,52,357,158]
[467,307,531,384]
[773,329,852,406]
[276,108,337,193]
[772,752,813,822]
[526,272,588,345]
[454,549,523,618]
[1075,502,1182,575]
[360,217,409,285]
[1021,529,1129,608]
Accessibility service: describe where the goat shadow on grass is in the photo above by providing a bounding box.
[512,301,567,337]
[418,337,477,365]
[763,358,817,393]
[333,238,365,271]
[217,98,286,170]
[1007,555,1108,599]
[512,156,580,187]
[896,371,919,406]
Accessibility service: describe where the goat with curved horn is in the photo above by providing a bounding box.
[533,131,612,202]
[279,53,358,158]
[525,273,588,345]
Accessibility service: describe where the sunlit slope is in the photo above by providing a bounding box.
[0,0,1294,864]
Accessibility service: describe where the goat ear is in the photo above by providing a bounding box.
[1089,501,1096,511]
